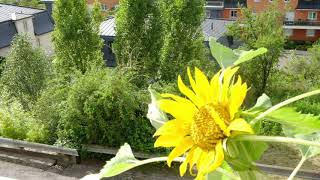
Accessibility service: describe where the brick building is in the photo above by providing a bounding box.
[206,0,320,42]
[87,0,119,11]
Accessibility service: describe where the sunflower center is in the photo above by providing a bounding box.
[191,104,230,151]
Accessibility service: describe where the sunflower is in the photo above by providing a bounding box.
[154,67,254,179]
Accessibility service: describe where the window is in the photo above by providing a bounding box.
[254,0,261,2]
[101,4,108,11]
[285,29,293,37]
[306,29,315,37]
[308,12,317,21]
[284,0,289,3]
[206,10,211,19]
[230,10,238,19]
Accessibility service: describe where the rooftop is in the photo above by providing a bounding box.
[296,0,320,9]
[0,3,44,22]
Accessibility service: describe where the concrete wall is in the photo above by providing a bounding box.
[0,17,54,57]
[0,47,10,58]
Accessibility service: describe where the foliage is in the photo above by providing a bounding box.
[92,0,104,29]
[1,35,51,111]
[227,2,285,100]
[0,0,44,8]
[159,0,207,82]
[209,38,267,68]
[57,69,156,152]
[28,78,71,144]
[0,101,32,140]
[53,0,104,74]
[114,0,163,84]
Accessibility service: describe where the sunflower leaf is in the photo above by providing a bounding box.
[209,37,238,68]
[147,87,168,129]
[99,143,143,178]
[248,94,272,113]
[265,107,320,135]
[225,140,268,180]
[206,162,237,180]
[233,48,268,66]
[296,133,320,159]
[209,37,267,68]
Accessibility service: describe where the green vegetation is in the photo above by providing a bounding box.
[114,0,163,84]
[0,0,44,8]
[53,0,104,74]
[1,35,51,111]
[228,2,285,101]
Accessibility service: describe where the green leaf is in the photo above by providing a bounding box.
[225,140,268,180]
[209,37,238,68]
[248,94,272,113]
[206,162,238,180]
[99,143,146,178]
[265,107,320,135]
[147,87,168,129]
[209,37,267,68]
[296,133,320,159]
[233,48,268,66]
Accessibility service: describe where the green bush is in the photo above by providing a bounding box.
[0,102,31,140]
[57,69,156,152]
[1,35,52,111]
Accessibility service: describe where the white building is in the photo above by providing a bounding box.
[0,3,54,58]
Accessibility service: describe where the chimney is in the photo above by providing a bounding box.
[11,13,17,20]
[40,0,54,17]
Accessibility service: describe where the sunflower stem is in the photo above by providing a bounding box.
[287,156,307,180]
[233,135,320,148]
[137,157,239,180]
[250,89,320,125]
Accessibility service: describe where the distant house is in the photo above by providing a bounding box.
[87,0,119,12]
[0,3,54,58]
[99,17,239,67]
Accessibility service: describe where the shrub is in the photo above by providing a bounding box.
[0,102,31,140]
[1,35,52,111]
[57,69,156,152]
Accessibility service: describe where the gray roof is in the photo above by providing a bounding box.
[202,19,234,41]
[0,3,44,22]
[0,3,53,48]
[100,17,235,41]
[100,17,116,37]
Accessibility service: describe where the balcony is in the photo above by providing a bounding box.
[206,0,224,9]
[284,20,320,30]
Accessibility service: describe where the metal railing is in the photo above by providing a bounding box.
[206,1,224,7]
[284,20,320,26]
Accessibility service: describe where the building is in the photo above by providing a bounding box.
[0,3,54,58]
[205,0,247,20]
[205,0,320,42]
[87,0,119,11]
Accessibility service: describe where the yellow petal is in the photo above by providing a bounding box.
[210,71,221,103]
[229,76,247,119]
[211,110,230,136]
[228,118,254,134]
[161,93,193,104]
[154,135,184,147]
[189,147,202,176]
[154,119,189,137]
[158,99,197,121]
[187,67,198,96]
[194,67,212,104]
[220,67,239,103]
[198,150,215,173]
[178,75,204,107]
[179,146,195,177]
[167,136,194,167]
[204,141,225,173]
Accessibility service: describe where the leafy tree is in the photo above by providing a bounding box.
[0,0,43,8]
[1,35,51,110]
[159,0,207,81]
[114,0,163,84]
[92,0,105,28]
[53,0,104,75]
[227,2,285,100]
